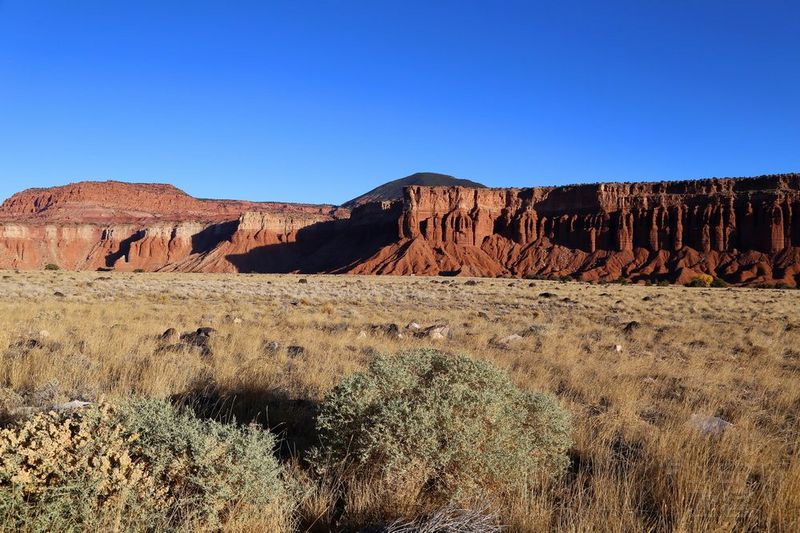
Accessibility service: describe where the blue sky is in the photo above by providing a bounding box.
[1,1,798,205]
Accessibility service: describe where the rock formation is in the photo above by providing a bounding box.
[2,174,800,286]
[350,174,800,286]
[0,181,346,272]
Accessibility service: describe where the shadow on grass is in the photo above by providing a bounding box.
[170,379,319,459]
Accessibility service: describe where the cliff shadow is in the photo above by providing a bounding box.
[105,230,146,268]
[191,221,238,254]
[225,217,397,273]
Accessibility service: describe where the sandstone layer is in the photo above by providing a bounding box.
[1,175,800,286]
[0,181,345,272]
[350,174,800,285]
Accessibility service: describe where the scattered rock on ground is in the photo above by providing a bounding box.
[262,340,281,354]
[160,328,178,342]
[415,325,450,340]
[174,327,217,357]
[287,345,306,358]
[492,334,523,347]
[623,321,641,334]
[689,414,732,435]
[369,323,402,338]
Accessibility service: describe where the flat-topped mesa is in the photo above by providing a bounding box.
[399,174,800,255]
[0,180,346,272]
[0,180,342,224]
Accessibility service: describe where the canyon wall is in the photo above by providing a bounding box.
[0,181,346,272]
[1,175,800,286]
[348,174,800,285]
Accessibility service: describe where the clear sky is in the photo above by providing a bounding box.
[1,1,798,205]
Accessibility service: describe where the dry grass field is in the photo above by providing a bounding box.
[1,270,799,532]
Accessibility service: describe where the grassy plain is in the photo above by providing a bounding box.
[0,270,798,531]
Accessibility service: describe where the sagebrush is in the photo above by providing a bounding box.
[0,399,291,532]
[310,349,572,504]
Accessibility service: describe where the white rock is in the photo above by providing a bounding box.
[497,334,523,346]
[689,414,732,435]
[357,330,367,339]
[424,325,450,340]
[614,344,623,353]
[406,322,422,330]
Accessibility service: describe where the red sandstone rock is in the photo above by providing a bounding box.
[352,173,800,286]
[1,175,800,286]
[0,181,344,271]
[0,180,344,224]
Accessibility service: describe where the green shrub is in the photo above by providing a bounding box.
[309,349,572,501]
[43,264,60,271]
[0,399,291,531]
[710,277,728,288]
[132,268,145,273]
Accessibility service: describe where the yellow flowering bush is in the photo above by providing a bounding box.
[0,400,290,532]
[0,404,151,494]
[687,273,714,287]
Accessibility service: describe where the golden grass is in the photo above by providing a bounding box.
[1,270,799,531]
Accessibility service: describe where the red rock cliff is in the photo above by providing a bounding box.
[350,173,800,285]
[0,181,345,272]
[2,175,800,286]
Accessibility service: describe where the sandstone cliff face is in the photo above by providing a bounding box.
[347,174,800,285]
[2,175,800,286]
[0,181,344,272]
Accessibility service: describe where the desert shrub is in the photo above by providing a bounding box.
[710,277,728,288]
[0,399,291,531]
[43,264,60,271]
[309,349,572,502]
[0,403,166,531]
[118,399,289,527]
[132,268,145,273]
[686,274,713,287]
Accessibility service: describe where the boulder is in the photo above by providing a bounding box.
[689,414,732,435]
[415,325,450,340]
[492,334,523,347]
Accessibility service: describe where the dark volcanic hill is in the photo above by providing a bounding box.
[341,172,486,208]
